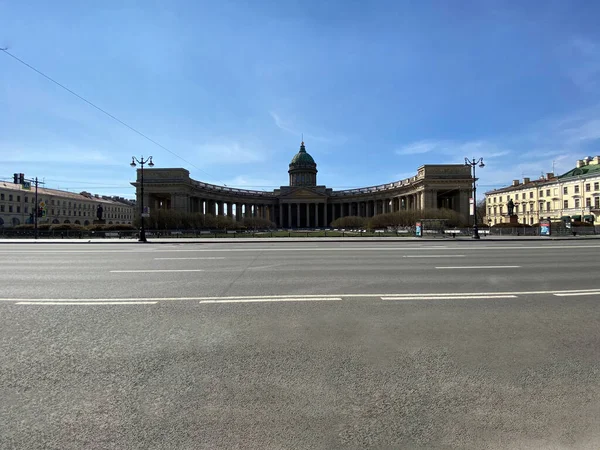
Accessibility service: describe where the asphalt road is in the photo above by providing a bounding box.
[1,241,599,449]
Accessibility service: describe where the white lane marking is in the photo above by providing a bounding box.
[3,288,600,303]
[199,297,342,304]
[154,257,226,260]
[435,265,521,269]
[4,243,600,254]
[110,269,204,273]
[382,295,517,301]
[15,301,157,305]
[553,291,600,297]
[403,255,465,258]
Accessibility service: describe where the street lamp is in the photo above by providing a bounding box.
[465,157,485,239]
[130,156,154,242]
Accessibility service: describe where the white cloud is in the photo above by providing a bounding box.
[396,139,510,160]
[193,141,268,165]
[269,111,346,145]
[218,175,281,189]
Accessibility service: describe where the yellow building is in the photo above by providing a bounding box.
[0,179,135,228]
[485,156,600,225]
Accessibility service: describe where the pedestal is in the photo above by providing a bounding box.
[505,215,518,225]
[93,219,106,225]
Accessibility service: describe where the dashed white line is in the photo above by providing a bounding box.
[402,255,465,258]
[553,291,600,297]
[110,269,204,273]
[435,266,521,269]
[381,295,517,301]
[16,301,157,305]
[199,297,342,304]
[153,257,226,260]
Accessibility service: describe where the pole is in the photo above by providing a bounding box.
[139,162,146,242]
[471,161,480,239]
[34,177,39,240]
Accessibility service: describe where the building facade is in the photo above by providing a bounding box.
[485,156,600,225]
[133,141,474,228]
[0,179,135,228]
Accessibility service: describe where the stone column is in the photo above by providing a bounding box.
[296,203,301,228]
[287,203,292,228]
[236,203,242,221]
[315,203,319,228]
[306,203,310,228]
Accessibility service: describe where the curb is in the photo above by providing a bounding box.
[1,236,599,244]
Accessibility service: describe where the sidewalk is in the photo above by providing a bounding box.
[1,235,599,244]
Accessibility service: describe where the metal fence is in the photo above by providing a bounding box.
[0,225,598,239]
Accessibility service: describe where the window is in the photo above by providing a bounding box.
[9,195,13,201]
[499,206,503,214]
[0,193,3,200]
[515,193,519,200]
[596,198,600,209]
[529,192,534,199]
[52,199,55,206]
[493,197,497,203]
[530,203,535,212]
[24,206,28,213]
[8,205,13,212]
[540,190,544,198]
[493,206,497,214]
[499,196,503,202]
[586,183,591,192]
[17,195,20,202]
[15,205,20,213]
[546,202,550,211]
[575,185,580,194]
[595,182,599,191]
[586,198,591,207]
[575,199,580,208]
[564,200,569,209]
[63,210,66,215]
[0,205,3,212]
[564,187,568,195]
[51,209,55,215]
[25,197,28,203]
[488,207,492,216]
[546,189,550,196]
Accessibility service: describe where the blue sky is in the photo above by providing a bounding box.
[1,0,600,198]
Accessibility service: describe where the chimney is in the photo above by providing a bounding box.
[546,172,554,179]
[576,159,585,168]
[512,180,519,186]
[523,177,530,184]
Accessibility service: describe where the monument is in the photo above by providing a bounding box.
[93,204,106,225]
[506,199,518,224]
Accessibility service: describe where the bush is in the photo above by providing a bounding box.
[367,208,465,229]
[241,216,275,229]
[330,216,367,229]
[50,223,84,231]
[491,222,532,228]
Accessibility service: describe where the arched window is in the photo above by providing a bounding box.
[64,219,70,224]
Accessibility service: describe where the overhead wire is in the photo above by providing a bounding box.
[0,48,226,185]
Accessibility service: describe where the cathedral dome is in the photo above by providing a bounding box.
[290,142,316,166]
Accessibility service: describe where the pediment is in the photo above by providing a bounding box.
[280,187,326,198]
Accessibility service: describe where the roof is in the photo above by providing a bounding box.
[485,177,557,195]
[289,142,316,166]
[559,163,600,179]
[0,182,133,205]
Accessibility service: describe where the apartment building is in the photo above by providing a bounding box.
[0,179,135,228]
[485,156,600,225]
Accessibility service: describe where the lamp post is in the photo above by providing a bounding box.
[465,157,485,239]
[130,156,154,242]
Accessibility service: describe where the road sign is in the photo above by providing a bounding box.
[39,201,46,208]
[540,219,551,236]
[415,221,422,237]
[23,181,31,190]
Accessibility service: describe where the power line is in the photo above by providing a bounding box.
[0,48,224,184]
